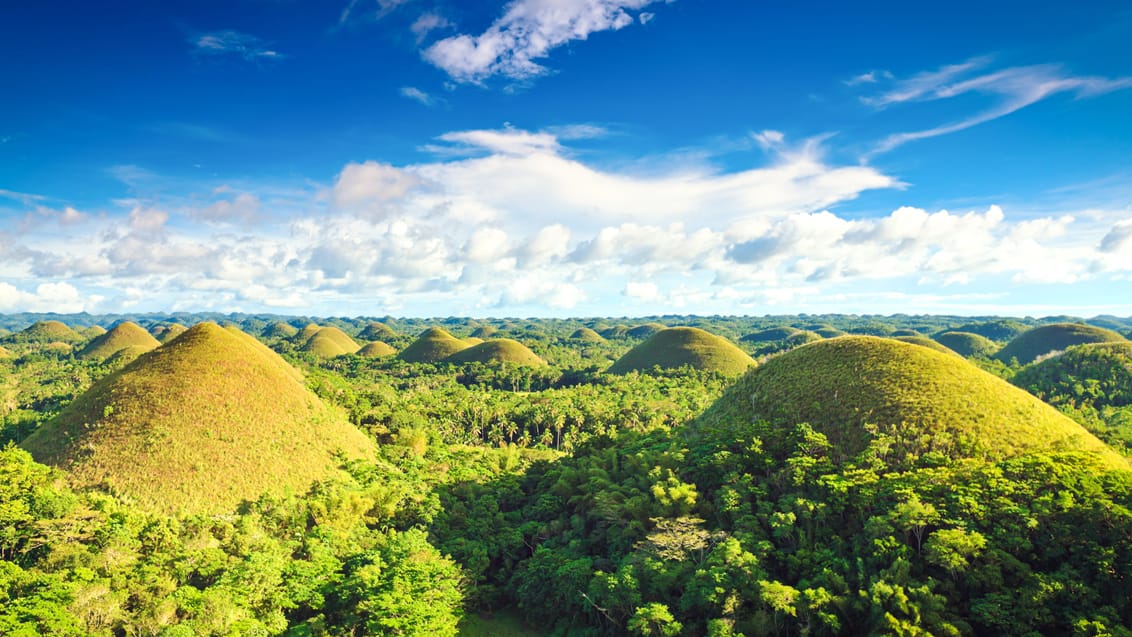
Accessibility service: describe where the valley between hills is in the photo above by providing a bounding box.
[3,312,1132,636]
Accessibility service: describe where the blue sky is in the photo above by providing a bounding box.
[2,0,1131,317]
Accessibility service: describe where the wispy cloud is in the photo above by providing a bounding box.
[858,58,1132,156]
[339,0,414,26]
[423,0,668,83]
[399,86,440,107]
[0,189,47,205]
[410,12,452,44]
[844,69,893,86]
[192,30,284,62]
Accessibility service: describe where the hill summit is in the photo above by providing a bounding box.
[20,322,375,514]
[398,327,471,363]
[77,321,160,360]
[446,339,546,366]
[607,327,756,376]
[696,336,1125,468]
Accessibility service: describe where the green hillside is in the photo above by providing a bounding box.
[357,341,397,358]
[600,325,630,339]
[301,326,360,357]
[359,321,398,341]
[446,339,547,367]
[104,345,151,366]
[934,331,999,358]
[295,323,322,344]
[469,326,497,339]
[20,322,374,514]
[81,325,107,339]
[569,327,604,342]
[1013,342,1132,410]
[398,327,471,363]
[995,323,1129,365]
[0,345,12,359]
[77,321,160,360]
[607,327,756,375]
[696,336,1126,468]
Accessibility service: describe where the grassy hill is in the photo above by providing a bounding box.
[77,322,160,360]
[740,327,801,343]
[933,331,999,358]
[1013,342,1132,409]
[398,327,471,363]
[810,325,848,338]
[446,339,547,367]
[696,336,1126,468]
[607,327,756,376]
[151,324,187,343]
[264,321,299,339]
[952,319,1030,342]
[627,323,666,339]
[3,320,82,344]
[570,327,605,342]
[295,323,322,344]
[995,323,1129,365]
[470,326,498,339]
[357,341,397,358]
[20,322,375,514]
[0,345,12,359]
[600,325,630,340]
[359,321,398,341]
[301,326,360,358]
[81,325,107,339]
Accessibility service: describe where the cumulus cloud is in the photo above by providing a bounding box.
[0,281,89,313]
[331,161,421,215]
[192,192,261,224]
[423,0,667,83]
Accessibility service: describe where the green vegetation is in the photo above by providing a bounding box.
[470,326,498,339]
[447,339,547,367]
[76,321,160,360]
[399,327,472,363]
[4,311,1132,636]
[698,336,1125,468]
[627,322,667,339]
[0,345,12,359]
[357,341,397,358]
[608,327,756,376]
[933,331,999,358]
[264,321,299,338]
[20,322,375,514]
[81,325,107,338]
[995,322,1129,365]
[151,323,188,343]
[740,326,801,342]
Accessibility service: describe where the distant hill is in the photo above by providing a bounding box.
[1013,342,1132,410]
[600,325,630,340]
[995,323,1129,365]
[77,322,160,360]
[469,326,497,339]
[264,321,299,339]
[892,335,958,355]
[933,331,999,358]
[740,327,800,343]
[951,319,1029,342]
[357,341,397,358]
[151,324,187,343]
[570,327,605,342]
[3,320,82,345]
[627,323,666,339]
[301,326,360,357]
[81,325,107,339]
[20,322,375,514]
[446,339,546,367]
[359,321,398,341]
[294,323,322,344]
[696,336,1126,469]
[607,327,756,375]
[398,327,471,363]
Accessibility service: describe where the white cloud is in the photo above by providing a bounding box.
[411,12,453,43]
[331,161,421,214]
[400,86,439,106]
[0,281,89,313]
[128,206,168,233]
[859,58,1132,155]
[192,192,260,224]
[423,0,668,83]
[193,30,283,61]
[624,280,658,300]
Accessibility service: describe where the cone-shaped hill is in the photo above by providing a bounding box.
[20,322,375,514]
[627,323,667,339]
[398,327,471,363]
[994,323,1129,365]
[151,324,188,343]
[570,327,605,342]
[608,327,756,376]
[470,326,497,339]
[81,325,107,339]
[1012,342,1132,409]
[4,320,82,344]
[294,323,322,344]
[446,339,547,367]
[301,326,360,358]
[933,331,999,358]
[695,336,1126,469]
[359,322,398,341]
[264,321,299,339]
[357,341,397,358]
[892,335,958,356]
[77,322,160,361]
